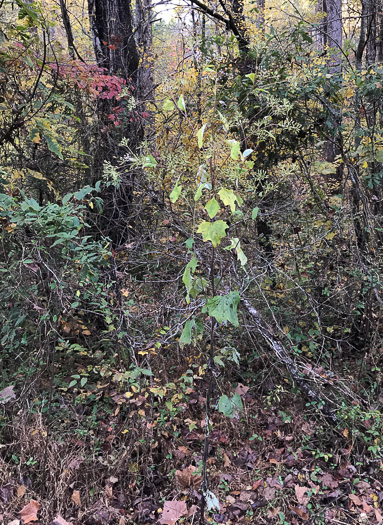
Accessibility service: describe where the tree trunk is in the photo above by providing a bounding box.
[88,0,139,79]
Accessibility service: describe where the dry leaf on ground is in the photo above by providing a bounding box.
[295,485,309,505]
[17,485,26,498]
[71,490,81,506]
[19,499,39,523]
[290,506,309,521]
[349,494,362,506]
[321,473,338,489]
[159,500,187,525]
[51,516,71,525]
[0,385,16,404]
[175,465,201,489]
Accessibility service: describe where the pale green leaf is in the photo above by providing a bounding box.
[142,155,157,168]
[252,206,259,219]
[197,220,228,247]
[62,193,73,205]
[218,188,238,213]
[232,392,243,411]
[170,183,182,203]
[177,94,186,111]
[197,124,207,148]
[226,139,240,160]
[205,197,220,219]
[163,98,174,111]
[229,237,247,266]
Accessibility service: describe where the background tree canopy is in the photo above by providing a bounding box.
[2,0,383,523]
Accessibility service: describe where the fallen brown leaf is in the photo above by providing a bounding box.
[19,499,39,523]
[321,473,338,489]
[290,506,309,521]
[17,485,26,498]
[252,479,262,491]
[71,490,81,506]
[159,500,187,525]
[295,486,308,505]
[223,452,231,467]
[263,486,276,501]
[349,494,362,506]
[175,465,201,490]
[235,383,249,396]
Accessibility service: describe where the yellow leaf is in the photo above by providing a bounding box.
[82,330,91,335]
[363,161,368,168]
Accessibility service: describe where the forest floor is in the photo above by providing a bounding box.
[1,380,383,525]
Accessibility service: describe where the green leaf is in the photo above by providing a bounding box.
[226,139,240,160]
[194,182,211,201]
[139,368,154,376]
[170,182,182,203]
[44,133,63,159]
[232,392,243,411]
[163,98,174,111]
[62,193,73,205]
[205,197,220,219]
[185,237,194,249]
[218,395,234,417]
[218,111,229,131]
[252,206,259,220]
[183,256,198,302]
[177,94,186,111]
[80,377,88,388]
[203,291,240,326]
[180,320,195,347]
[218,188,239,214]
[197,124,207,148]
[142,155,157,168]
[27,198,40,211]
[375,149,383,162]
[245,73,255,83]
[197,220,228,247]
[75,185,93,200]
[229,238,247,266]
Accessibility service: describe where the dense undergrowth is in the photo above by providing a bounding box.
[2,1,383,524]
